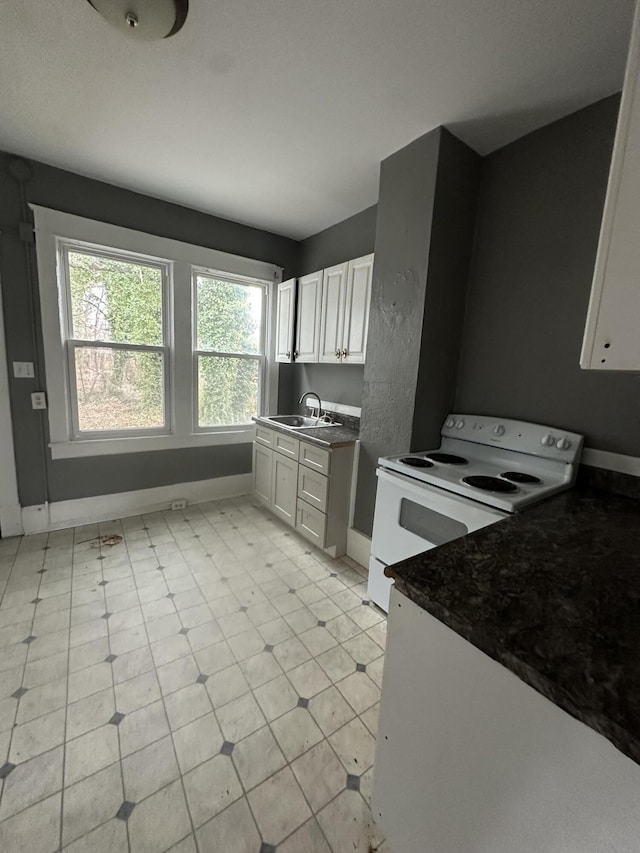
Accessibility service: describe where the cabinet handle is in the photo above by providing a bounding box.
[335,350,341,359]
[342,348,348,358]
[286,351,291,360]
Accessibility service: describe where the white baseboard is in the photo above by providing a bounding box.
[582,447,640,476]
[346,526,371,569]
[20,474,252,535]
[1,504,25,537]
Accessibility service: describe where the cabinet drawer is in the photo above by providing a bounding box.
[299,442,330,474]
[273,432,300,460]
[296,499,327,547]
[255,425,274,447]
[297,465,328,513]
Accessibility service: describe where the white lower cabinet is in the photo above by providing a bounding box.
[252,424,355,557]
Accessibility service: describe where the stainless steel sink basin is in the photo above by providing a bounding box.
[264,415,341,429]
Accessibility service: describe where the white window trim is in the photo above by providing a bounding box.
[31,205,282,459]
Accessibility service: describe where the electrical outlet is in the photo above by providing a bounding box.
[31,392,47,410]
[13,361,35,379]
[170,499,187,511]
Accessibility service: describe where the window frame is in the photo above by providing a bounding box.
[192,267,268,433]
[31,205,282,459]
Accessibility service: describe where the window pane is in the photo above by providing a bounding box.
[68,251,163,346]
[198,355,259,426]
[196,276,263,354]
[74,347,164,431]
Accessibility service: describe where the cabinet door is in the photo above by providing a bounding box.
[275,279,296,363]
[319,262,348,363]
[581,4,640,370]
[295,270,323,362]
[253,442,273,506]
[343,253,373,364]
[271,453,298,526]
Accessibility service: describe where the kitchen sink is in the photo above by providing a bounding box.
[264,415,341,429]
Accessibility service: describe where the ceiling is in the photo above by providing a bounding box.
[0,0,634,239]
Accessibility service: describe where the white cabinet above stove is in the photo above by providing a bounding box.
[581,4,640,371]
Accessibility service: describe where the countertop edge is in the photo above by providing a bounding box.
[252,417,359,448]
[386,567,640,766]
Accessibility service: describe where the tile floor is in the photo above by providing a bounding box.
[0,495,390,853]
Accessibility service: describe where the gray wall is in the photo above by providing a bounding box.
[354,129,480,535]
[455,95,640,455]
[0,151,299,507]
[278,205,377,413]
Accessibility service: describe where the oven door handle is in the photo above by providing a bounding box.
[376,467,448,504]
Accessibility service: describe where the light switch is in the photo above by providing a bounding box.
[31,392,47,410]
[13,361,35,379]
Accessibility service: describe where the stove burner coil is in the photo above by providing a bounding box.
[399,457,434,468]
[425,453,468,465]
[501,471,541,484]
[462,475,518,493]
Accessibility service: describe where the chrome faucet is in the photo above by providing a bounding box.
[299,391,322,420]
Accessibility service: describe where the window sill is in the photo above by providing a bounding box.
[49,428,255,460]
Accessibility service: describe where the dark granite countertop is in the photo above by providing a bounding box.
[385,471,640,764]
[252,416,359,448]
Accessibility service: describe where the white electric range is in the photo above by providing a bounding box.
[367,414,584,612]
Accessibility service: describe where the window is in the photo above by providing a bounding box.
[63,246,169,435]
[195,273,266,428]
[32,206,281,458]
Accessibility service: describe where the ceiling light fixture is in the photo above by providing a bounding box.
[86,0,188,40]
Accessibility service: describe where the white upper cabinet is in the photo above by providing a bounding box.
[275,278,296,363]
[581,7,640,371]
[343,253,373,363]
[319,262,348,363]
[295,270,324,362]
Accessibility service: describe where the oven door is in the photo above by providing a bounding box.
[370,467,506,568]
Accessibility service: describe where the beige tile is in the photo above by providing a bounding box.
[68,661,112,703]
[232,724,286,791]
[172,712,223,773]
[283,606,318,634]
[292,739,347,811]
[299,625,338,656]
[239,650,283,688]
[216,692,265,742]
[342,633,383,665]
[248,766,311,845]
[270,706,324,761]
[10,706,66,763]
[183,754,243,826]
[115,669,161,714]
[257,617,294,646]
[308,598,343,622]
[63,816,128,853]
[16,676,67,724]
[164,682,211,730]
[0,696,17,734]
[119,699,170,756]
[166,836,198,853]
[246,600,278,627]
[0,791,61,853]
[272,636,312,672]
[366,620,387,650]
[66,687,115,740]
[128,778,192,853]
[156,653,199,695]
[194,640,235,676]
[253,674,299,722]
[360,702,380,738]
[329,718,376,775]
[196,796,260,853]
[336,671,380,714]
[110,625,148,656]
[0,663,23,698]
[367,655,385,688]
[64,724,119,786]
[111,644,154,684]
[150,633,191,667]
[70,618,108,649]
[0,745,63,821]
[309,685,357,736]
[205,663,250,708]
[287,659,331,698]
[0,642,27,673]
[187,620,223,651]
[69,637,110,674]
[325,613,361,643]
[317,788,385,853]
[295,583,326,606]
[217,610,252,638]
[23,650,68,688]
[122,735,180,801]
[226,627,265,661]
[145,612,181,643]
[360,765,375,805]
[62,762,123,846]
[278,817,332,853]
[331,588,362,612]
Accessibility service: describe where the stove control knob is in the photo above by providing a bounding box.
[541,433,556,447]
[445,418,456,429]
[493,424,505,436]
[456,419,465,429]
[556,437,571,450]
